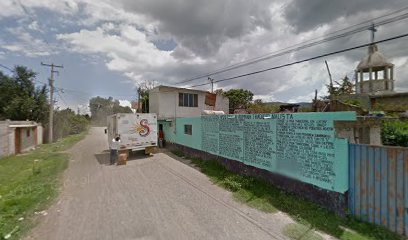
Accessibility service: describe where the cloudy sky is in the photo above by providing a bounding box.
[1,0,408,112]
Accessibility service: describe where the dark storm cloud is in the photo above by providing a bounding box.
[121,0,274,57]
[284,0,407,33]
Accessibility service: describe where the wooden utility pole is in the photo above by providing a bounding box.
[313,89,318,112]
[137,87,141,113]
[41,62,63,143]
[325,60,333,99]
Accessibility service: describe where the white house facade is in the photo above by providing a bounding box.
[149,85,229,120]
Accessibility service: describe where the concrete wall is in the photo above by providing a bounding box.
[0,122,16,158]
[360,80,393,94]
[335,92,408,112]
[0,121,42,159]
[163,112,357,193]
[20,127,36,152]
[149,89,160,117]
[334,118,382,145]
[150,89,204,119]
[158,120,177,143]
[37,125,43,145]
[204,94,229,113]
[334,94,371,110]
[168,143,347,215]
[371,93,408,112]
[369,126,382,145]
[8,128,15,156]
[0,122,10,158]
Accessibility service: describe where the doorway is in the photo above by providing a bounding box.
[15,128,21,154]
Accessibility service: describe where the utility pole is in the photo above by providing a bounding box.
[325,60,333,98]
[208,77,214,93]
[41,62,63,143]
[137,87,141,113]
[313,89,318,112]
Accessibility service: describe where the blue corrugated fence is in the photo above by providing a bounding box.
[349,144,408,235]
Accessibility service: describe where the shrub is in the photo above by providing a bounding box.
[382,120,408,147]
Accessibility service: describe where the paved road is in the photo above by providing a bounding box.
[26,127,306,240]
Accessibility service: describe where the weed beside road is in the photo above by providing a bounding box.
[172,150,402,240]
[0,133,86,240]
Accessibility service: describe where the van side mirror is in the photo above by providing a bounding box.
[104,129,107,134]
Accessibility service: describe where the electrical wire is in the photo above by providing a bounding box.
[176,7,408,85]
[0,64,14,72]
[16,0,53,61]
[55,89,69,108]
[186,32,408,89]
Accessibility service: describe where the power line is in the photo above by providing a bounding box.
[186,32,408,89]
[16,0,53,56]
[0,64,14,72]
[56,87,137,101]
[181,10,408,84]
[56,89,69,108]
[176,7,408,85]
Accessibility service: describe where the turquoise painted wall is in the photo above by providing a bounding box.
[175,117,202,150]
[171,112,356,193]
[159,120,176,143]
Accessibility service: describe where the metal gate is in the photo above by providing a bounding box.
[349,144,408,235]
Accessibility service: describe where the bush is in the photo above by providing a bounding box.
[53,109,90,141]
[343,99,361,106]
[382,120,408,147]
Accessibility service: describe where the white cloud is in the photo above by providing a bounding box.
[0,1,24,19]
[118,99,131,107]
[1,0,407,103]
[28,21,41,32]
[57,24,175,84]
[3,27,51,57]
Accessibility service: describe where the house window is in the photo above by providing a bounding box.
[179,93,198,107]
[184,124,192,135]
[26,129,30,137]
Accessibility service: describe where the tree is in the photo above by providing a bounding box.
[222,89,254,114]
[89,96,133,126]
[214,89,224,95]
[0,66,48,123]
[53,108,90,140]
[137,80,155,113]
[248,99,279,113]
[326,75,354,98]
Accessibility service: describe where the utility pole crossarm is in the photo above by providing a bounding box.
[41,62,64,68]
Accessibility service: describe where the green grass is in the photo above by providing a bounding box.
[183,154,403,240]
[0,132,86,240]
[283,223,323,240]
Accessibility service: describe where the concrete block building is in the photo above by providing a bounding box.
[0,120,43,158]
[149,85,229,120]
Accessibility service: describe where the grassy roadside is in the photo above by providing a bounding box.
[172,150,402,240]
[0,132,86,240]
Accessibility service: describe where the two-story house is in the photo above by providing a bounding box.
[149,85,229,119]
[149,85,229,143]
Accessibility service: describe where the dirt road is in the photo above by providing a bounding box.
[26,127,298,240]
